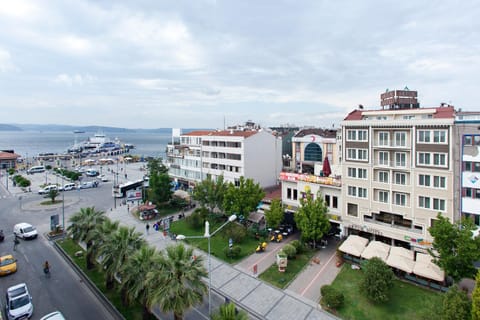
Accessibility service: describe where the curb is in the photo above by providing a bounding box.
[51,239,125,320]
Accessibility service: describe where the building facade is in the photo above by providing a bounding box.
[341,90,456,251]
[166,129,282,189]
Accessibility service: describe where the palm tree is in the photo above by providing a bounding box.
[147,244,207,320]
[98,225,145,290]
[119,245,159,319]
[67,207,107,269]
[212,302,248,320]
[88,219,119,263]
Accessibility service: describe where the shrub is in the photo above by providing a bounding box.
[321,285,344,310]
[224,223,247,243]
[185,211,204,229]
[360,257,394,303]
[290,240,305,254]
[7,168,15,175]
[13,175,31,187]
[282,244,297,259]
[224,245,241,258]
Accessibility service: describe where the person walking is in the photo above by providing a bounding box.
[145,223,150,235]
[13,235,19,251]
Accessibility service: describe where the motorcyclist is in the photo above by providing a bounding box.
[43,260,50,276]
[0,229,4,242]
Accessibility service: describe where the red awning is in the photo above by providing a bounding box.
[322,156,331,177]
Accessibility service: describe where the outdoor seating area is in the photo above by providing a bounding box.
[339,235,447,291]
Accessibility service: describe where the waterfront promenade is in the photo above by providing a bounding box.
[2,161,341,320]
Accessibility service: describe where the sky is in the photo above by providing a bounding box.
[0,1,479,129]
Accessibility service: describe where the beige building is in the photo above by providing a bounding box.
[341,89,456,252]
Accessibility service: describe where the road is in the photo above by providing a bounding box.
[0,174,117,320]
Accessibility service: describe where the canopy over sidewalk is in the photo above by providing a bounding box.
[361,241,391,262]
[386,246,415,273]
[339,235,369,257]
[413,253,445,282]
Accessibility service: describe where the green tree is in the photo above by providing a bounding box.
[68,207,107,269]
[148,171,172,204]
[320,285,344,310]
[89,218,119,266]
[147,157,168,175]
[223,177,265,220]
[360,257,394,303]
[120,245,159,319]
[147,244,207,320]
[428,213,480,281]
[442,285,471,320]
[264,199,284,229]
[211,302,248,320]
[193,174,227,213]
[294,192,330,248]
[48,188,59,203]
[98,226,145,290]
[472,271,480,320]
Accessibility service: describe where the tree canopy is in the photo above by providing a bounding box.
[223,177,265,219]
[441,285,471,320]
[472,270,480,320]
[264,199,284,229]
[294,192,330,248]
[193,174,227,212]
[360,257,394,303]
[148,170,172,204]
[428,213,480,281]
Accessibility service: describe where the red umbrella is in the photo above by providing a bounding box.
[322,156,331,177]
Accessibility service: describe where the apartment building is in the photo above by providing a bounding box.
[166,128,282,189]
[341,89,456,252]
[455,111,480,226]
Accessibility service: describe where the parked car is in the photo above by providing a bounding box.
[5,283,33,320]
[98,174,108,182]
[85,169,99,177]
[77,181,99,189]
[38,185,58,195]
[40,311,66,320]
[62,183,76,191]
[0,255,17,276]
[13,223,38,240]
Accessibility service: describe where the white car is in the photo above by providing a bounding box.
[13,223,38,240]
[38,185,58,195]
[98,174,108,182]
[62,183,76,191]
[5,283,33,320]
[40,311,66,320]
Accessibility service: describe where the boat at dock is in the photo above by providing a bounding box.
[67,132,134,154]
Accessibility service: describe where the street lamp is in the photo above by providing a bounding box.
[176,214,237,317]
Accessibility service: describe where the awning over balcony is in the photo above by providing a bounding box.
[386,246,415,273]
[339,235,369,257]
[413,253,445,282]
[360,241,391,262]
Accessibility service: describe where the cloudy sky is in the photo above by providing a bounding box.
[1,1,479,129]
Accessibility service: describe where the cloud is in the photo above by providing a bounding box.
[54,73,96,86]
[0,48,16,72]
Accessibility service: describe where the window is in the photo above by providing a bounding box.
[347,148,368,161]
[293,189,298,200]
[358,130,368,141]
[358,188,368,198]
[433,153,447,167]
[379,171,389,183]
[347,167,356,178]
[379,151,389,165]
[304,143,323,161]
[465,162,472,171]
[358,149,368,160]
[464,135,473,146]
[475,163,480,172]
[394,193,407,206]
[347,203,358,217]
[347,148,356,160]
[433,130,446,143]
[395,172,407,185]
[358,168,367,179]
[332,196,338,208]
[433,176,446,189]
[395,152,406,167]
[394,132,407,147]
[466,188,472,197]
[475,136,480,146]
[419,196,431,208]
[325,195,331,206]
[287,188,291,199]
[347,130,356,141]
[418,152,431,165]
[379,132,389,146]
[348,186,357,197]
[419,174,431,187]
[433,198,445,211]
[379,190,389,203]
[418,130,431,143]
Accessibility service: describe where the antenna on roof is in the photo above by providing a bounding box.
[404,86,409,90]
[358,104,364,109]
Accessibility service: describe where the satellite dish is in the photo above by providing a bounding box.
[358,104,364,109]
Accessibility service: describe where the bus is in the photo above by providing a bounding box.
[113,178,146,198]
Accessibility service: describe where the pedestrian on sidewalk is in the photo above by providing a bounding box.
[13,235,19,251]
[145,223,150,235]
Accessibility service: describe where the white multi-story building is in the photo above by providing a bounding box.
[166,129,282,189]
[341,89,456,252]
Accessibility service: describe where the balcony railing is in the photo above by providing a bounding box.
[279,172,341,187]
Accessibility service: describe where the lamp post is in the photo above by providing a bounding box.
[176,214,237,317]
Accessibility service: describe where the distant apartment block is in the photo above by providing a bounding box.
[166,127,282,189]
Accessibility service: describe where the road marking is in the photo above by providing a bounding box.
[248,244,283,272]
[300,250,336,296]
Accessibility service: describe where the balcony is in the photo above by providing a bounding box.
[279,172,341,187]
[364,216,423,234]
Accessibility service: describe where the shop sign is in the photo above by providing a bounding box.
[348,224,383,236]
[404,235,432,246]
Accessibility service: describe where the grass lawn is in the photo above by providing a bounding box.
[259,249,316,289]
[169,219,261,264]
[330,265,443,320]
[57,238,153,320]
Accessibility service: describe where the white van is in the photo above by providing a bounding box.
[13,223,38,240]
[27,166,45,174]
[62,183,76,191]
[38,185,58,195]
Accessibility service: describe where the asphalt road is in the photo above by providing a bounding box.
[0,177,117,320]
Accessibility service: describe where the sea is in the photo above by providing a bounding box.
[0,130,173,160]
